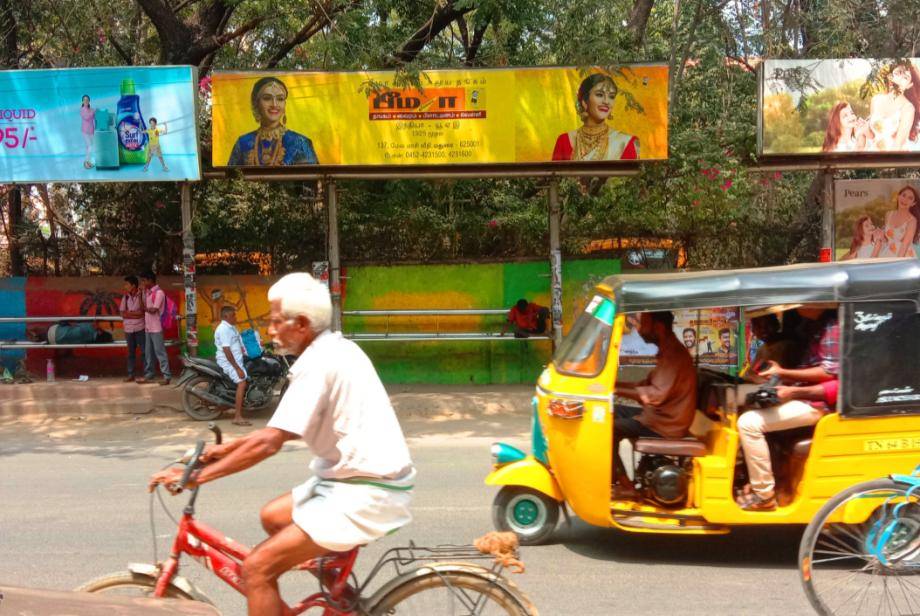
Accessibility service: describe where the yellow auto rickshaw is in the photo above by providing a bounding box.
[486,259,920,544]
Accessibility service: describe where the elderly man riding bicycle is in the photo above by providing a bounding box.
[149,273,415,616]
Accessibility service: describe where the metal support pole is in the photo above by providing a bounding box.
[820,171,835,262]
[548,180,563,347]
[327,180,343,332]
[180,183,198,355]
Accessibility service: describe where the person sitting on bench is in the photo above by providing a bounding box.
[501,299,550,338]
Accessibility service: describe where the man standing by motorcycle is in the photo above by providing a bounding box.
[214,305,249,426]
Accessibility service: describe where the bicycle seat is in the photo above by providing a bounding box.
[294,547,360,571]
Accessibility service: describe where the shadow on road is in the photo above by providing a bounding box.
[555,517,801,569]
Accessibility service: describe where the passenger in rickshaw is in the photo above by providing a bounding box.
[744,312,804,383]
[612,311,697,498]
[737,307,839,511]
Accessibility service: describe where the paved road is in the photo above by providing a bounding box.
[0,403,813,616]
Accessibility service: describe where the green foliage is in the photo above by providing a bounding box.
[8,0,920,276]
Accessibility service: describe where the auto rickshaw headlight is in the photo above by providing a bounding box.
[491,442,526,467]
[548,398,585,419]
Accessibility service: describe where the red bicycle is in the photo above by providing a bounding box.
[77,425,537,615]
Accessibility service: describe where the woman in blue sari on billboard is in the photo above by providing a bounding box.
[227,76,319,166]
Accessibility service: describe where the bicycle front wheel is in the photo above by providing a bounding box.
[799,478,920,616]
[368,568,537,615]
[76,570,197,600]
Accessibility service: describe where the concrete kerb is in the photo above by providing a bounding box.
[0,379,537,420]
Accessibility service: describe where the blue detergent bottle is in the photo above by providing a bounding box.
[115,79,147,164]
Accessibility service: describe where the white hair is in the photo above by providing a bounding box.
[267,273,332,334]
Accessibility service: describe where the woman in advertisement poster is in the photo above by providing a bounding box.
[841,215,883,259]
[821,102,874,152]
[868,61,920,152]
[79,95,95,168]
[878,185,920,258]
[227,76,319,166]
[552,73,639,161]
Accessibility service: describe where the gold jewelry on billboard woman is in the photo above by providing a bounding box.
[574,123,611,160]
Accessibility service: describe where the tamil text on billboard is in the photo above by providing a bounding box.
[760,58,920,155]
[0,66,200,182]
[211,65,668,167]
[834,179,920,260]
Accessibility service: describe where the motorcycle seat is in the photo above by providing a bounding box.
[634,437,708,458]
[187,357,222,372]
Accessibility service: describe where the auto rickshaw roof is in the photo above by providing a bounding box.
[597,258,920,313]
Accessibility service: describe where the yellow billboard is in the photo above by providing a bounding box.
[211,65,668,167]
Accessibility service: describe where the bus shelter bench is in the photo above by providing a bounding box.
[342,309,552,341]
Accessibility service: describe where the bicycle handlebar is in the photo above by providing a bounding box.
[179,440,205,491]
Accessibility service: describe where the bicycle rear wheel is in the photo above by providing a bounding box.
[799,478,920,616]
[368,568,537,615]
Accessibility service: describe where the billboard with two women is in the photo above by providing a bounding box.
[0,66,200,182]
[210,65,669,167]
[760,58,920,155]
[834,179,920,261]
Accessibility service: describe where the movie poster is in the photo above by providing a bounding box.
[834,179,920,260]
[760,58,920,155]
[211,65,669,167]
[619,308,740,370]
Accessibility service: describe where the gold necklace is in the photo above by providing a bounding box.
[246,126,287,166]
[574,124,610,160]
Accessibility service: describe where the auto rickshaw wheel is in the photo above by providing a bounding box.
[493,486,560,545]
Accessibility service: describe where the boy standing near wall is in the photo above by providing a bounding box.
[137,271,172,385]
[119,275,146,382]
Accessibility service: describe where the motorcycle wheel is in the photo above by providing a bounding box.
[182,376,225,421]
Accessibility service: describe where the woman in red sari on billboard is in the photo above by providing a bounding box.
[868,61,920,152]
[552,73,639,161]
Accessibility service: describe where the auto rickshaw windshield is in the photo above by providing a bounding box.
[553,295,615,377]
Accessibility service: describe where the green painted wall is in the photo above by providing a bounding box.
[345,258,621,384]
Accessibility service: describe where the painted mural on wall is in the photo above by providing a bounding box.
[1,259,619,382]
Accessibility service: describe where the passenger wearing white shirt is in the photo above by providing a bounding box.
[148,273,414,616]
[214,305,249,426]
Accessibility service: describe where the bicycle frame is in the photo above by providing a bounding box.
[154,508,360,615]
[865,464,920,566]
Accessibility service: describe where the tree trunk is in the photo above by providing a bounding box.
[7,188,24,275]
[627,0,655,47]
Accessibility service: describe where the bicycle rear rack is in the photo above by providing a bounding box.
[359,542,517,592]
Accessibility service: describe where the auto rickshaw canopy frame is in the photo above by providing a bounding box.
[596,258,920,314]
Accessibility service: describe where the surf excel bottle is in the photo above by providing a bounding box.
[115,78,147,164]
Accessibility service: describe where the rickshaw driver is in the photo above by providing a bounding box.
[737,307,839,511]
[611,311,697,498]
[149,273,415,616]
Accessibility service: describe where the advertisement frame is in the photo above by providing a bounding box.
[208,63,669,177]
[758,58,920,165]
[0,65,202,183]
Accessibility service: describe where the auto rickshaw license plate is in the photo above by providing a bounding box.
[863,437,920,452]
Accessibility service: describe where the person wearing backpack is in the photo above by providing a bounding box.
[137,270,173,385]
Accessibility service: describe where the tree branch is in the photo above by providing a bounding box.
[464,23,487,66]
[387,0,476,67]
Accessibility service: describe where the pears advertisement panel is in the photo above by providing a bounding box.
[0,66,200,182]
[211,65,669,167]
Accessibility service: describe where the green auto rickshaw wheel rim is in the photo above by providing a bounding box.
[505,492,548,535]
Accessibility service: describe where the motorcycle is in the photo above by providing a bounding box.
[175,352,290,421]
